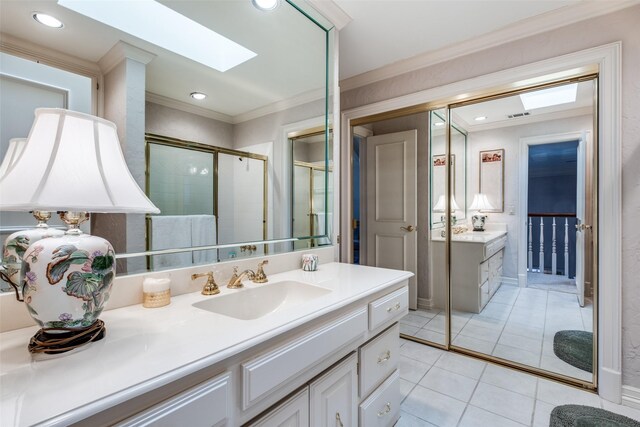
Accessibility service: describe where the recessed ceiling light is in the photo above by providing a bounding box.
[252,0,279,11]
[475,116,487,121]
[434,122,445,127]
[190,92,207,100]
[32,12,64,28]
[58,0,256,72]
[520,83,578,110]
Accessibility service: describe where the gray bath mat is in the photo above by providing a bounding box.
[550,404,640,426]
[553,330,593,372]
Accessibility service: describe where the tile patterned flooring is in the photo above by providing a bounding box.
[399,284,593,381]
[395,339,640,426]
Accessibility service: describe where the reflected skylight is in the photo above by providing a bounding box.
[520,83,578,110]
[58,0,256,72]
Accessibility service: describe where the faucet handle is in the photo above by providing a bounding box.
[253,260,268,283]
[227,267,240,288]
[191,271,220,296]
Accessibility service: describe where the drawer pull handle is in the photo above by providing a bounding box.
[386,302,401,312]
[336,412,344,427]
[377,402,392,417]
[378,350,391,364]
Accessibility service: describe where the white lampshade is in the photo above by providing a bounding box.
[0,138,27,179]
[469,193,494,211]
[433,194,460,212]
[0,108,159,214]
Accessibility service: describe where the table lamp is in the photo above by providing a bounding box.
[1,139,65,296]
[469,193,494,231]
[433,194,460,225]
[0,108,160,355]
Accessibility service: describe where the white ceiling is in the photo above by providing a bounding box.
[451,80,595,131]
[334,0,581,80]
[0,0,327,119]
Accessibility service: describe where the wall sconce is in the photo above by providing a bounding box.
[469,193,494,231]
[0,108,160,355]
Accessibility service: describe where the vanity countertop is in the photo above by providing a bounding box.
[431,229,507,243]
[0,262,412,427]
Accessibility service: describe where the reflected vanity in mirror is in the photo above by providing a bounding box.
[0,0,334,286]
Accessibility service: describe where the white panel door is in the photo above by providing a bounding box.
[365,130,418,309]
[575,135,586,307]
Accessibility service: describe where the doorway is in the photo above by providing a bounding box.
[351,123,422,311]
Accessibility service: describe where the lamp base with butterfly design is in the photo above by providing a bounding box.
[21,212,115,355]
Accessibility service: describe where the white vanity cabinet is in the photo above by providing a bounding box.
[432,232,507,313]
[2,264,412,427]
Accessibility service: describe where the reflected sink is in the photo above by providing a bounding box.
[192,280,332,320]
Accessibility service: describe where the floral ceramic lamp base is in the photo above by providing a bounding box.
[22,213,115,355]
[471,214,487,232]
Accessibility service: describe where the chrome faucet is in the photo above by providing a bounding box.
[228,269,256,289]
[191,271,220,295]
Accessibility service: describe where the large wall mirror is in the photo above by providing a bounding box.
[0,0,334,285]
[403,77,597,388]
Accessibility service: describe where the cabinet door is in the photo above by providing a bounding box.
[248,388,309,427]
[310,353,358,427]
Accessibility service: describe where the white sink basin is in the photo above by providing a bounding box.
[192,280,332,320]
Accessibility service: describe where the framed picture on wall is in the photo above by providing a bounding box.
[432,154,455,213]
[479,149,504,212]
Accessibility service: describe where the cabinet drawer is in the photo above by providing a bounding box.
[118,372,231,427]
[480,260,489,285]
[242,307,367,410]
[480,281,490,309]
[359,324,399,399]
[485,236,507,259]
[247,387,309,427]
[359,370,401,427]
[368,285,408,331]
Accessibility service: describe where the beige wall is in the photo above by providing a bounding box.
[341,6,640,387]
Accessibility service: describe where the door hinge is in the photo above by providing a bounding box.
[352,219,359,229]
[337,234,341,244]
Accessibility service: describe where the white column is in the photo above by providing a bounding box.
[528,217,533,272]
[564,218,569,277]
[552,217,557,275]
[539,217,545,274]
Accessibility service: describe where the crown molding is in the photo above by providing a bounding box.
[340,0,639,92]
[146,92,234,124]
[0,33,101,80]
[307,0,352,30]
[233,87,325,124]
[98,41,156,75]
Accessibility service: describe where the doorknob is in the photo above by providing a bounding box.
[401,225,416,232]
[575,223,592,232]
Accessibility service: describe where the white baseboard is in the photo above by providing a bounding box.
[501,277,519,286]
[417,297,433,310]
[622,385,640,410]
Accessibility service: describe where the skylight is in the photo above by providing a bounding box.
[58,0,256,72]
[519,83,578,110]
